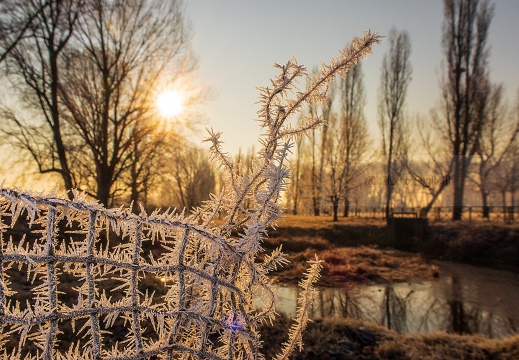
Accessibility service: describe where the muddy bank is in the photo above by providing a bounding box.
[418,221,519,272]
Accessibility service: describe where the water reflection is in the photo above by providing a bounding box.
[269,261,519,339]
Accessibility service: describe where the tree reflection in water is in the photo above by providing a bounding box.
[272,270,519,339]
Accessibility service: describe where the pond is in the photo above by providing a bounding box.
[262,261,519,339]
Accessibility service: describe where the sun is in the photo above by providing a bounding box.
[157,90,184,117]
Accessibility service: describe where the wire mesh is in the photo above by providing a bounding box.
[0,187,270,359]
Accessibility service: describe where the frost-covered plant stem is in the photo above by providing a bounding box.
[0,31,380,360]
[274,257,323,360]
[203,31,381,242]
[200,30,381,357]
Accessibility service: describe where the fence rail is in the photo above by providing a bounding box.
[0,187,273,359]
[308,205,519,222]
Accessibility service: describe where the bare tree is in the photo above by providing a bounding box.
[1,0,195,207]
[406,114,453,217]
[310,127,324,215]
[289,116,306,215]
[58,0,192,206]
[469,85,519,218]
[493,92,519,218]
[120,123,172,212]
[500,152,519,220]
[0,0,85,193]
[309,80,332,216]
[0,0,50,62]
[232,145,255,210]
[326,62,370,221]
[438,0,494,220]
[159,141,216,212]
[378,28,412,220]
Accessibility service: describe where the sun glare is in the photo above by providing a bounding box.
[157,90,184,117]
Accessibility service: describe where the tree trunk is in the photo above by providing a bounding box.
[511,187,516,221]
[452,156,465,221]
[130,163,139,214]
[385,117,395,220]
[50,40,74,197]
[481,191,489,219]
[311,130,320,216]
[292,167,300,215]
[312,197,320,216]
[130,143,140,214]
[385,173,395,220]
[292,199,298,215]
[97,176,111,208]
[420,179,449,218]
[501,190,507,222]
[343,196,350,218]
[331,196,339,222]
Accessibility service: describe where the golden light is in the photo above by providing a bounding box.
[157,90,184,117]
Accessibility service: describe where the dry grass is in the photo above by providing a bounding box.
[276,215,386,229]
[418,221,519,271]
[259,314,519,359]
[266,215,519,283]
[270,246,434,287]
[265,216,434,287]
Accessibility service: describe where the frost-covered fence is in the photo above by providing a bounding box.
[0,31,380,360]
[0,187,272,359]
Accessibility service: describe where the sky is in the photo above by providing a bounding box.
[184,0,519,155]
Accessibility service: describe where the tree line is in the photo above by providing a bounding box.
[288,0,519,221]
[0,0,214,212]
[1,0,518,220]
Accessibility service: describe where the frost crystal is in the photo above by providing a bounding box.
[0,31,380,359]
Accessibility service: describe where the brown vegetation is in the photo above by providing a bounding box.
[267,246,433,287]
[259,313,519,359]
[265,216,433,287]
[417,221,519,272]
[267,215,519,283]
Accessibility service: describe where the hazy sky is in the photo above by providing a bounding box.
[186,1,519,155]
